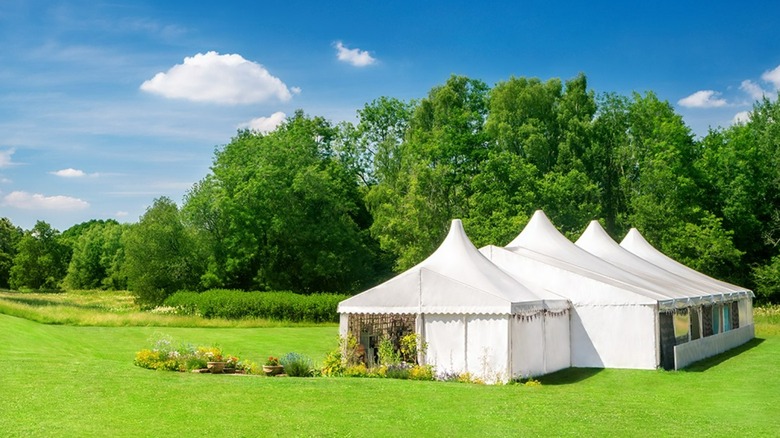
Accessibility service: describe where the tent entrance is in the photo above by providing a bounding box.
[346,313,416,366]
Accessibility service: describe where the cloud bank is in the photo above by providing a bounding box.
[678,90,727,108]
[0,149,16,168]
[140,51,296,104]
[240,111,287,133]
[334,41,376,67]
[51,168,87,178]
[3,191,89,210]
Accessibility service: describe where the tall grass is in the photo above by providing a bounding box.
[0,290,334,328]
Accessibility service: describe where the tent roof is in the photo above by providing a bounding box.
[505,210,690,307]
[338,219,568,315]
[620,228,752,299]
[576,221,727,305]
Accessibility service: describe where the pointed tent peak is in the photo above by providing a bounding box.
[620,228,651,250]
[421,219,547,305]
[505,209,573,252]
[420,218,483,269]
[433,219,477,255]
[620,227,751,295]
[575,220,621,251]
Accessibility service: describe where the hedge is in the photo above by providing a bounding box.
[163,289,350,323]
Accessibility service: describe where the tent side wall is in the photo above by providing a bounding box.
[510,315,545,377]
[511,311,572,377]
[423,313,511,383]
[674,324,755,369]
[465,315,510,382]
[544,311,571,373]
[570,304,658,369]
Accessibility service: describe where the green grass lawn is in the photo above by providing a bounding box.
[2,310,779,437]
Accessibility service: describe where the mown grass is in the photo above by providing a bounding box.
[0,290,334,328]
[1,301,778,436]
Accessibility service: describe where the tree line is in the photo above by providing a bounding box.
[1,73,779,304]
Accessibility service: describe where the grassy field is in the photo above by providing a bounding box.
[1,292,779,436]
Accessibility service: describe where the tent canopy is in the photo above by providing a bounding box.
[576,221,721,306]
[504,210,681,306]
[338,219,568,315]
[620,228,753,299]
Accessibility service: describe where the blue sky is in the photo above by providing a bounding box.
[1,0,778,231]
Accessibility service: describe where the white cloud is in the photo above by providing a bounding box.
[239,111,286,133]
[762,64,780,89]
[732,111,751,124]
[3,191,89,211]
[678,90,727,108]
[0,149,16,168]
[115,211,129,218]
[334,41,376,67]
[51,168,86,178]
[140,51,294,104]
[740,80,766,100]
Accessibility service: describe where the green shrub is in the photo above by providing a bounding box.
[280,352,314,377]
[377,337,401,366]
[163,289,350,322]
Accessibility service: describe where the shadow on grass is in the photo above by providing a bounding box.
[680,337,765,372]
[536,367,604,385]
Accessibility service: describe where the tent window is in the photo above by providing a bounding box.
[673,309,690,344]
[690,308,701,340]
[702,305,713,337]
[723,304,731,331]
[712,305,721,335]
[731,301,740,330]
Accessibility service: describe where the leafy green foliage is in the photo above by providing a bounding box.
[0,217,22,288]
[753,257,780,302]
[377,337,401,366]
[9,221,70,290]
[63,220,128,290]
[163,289,348,322]
[123,197,204,305]
[184,111,390,293]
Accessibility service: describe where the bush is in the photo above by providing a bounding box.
[164,289,350,322]
[377,337,401,366]
[343,363,369,377]
[753,257,780,303]
[280,352,314,377]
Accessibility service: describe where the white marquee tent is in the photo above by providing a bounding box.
[618,227,754,369]
[339,210,754,379]
[338,219,570,382]
[481,211,680,369]
[482,210,755,370]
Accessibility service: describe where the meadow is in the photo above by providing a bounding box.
[1,291,778,437]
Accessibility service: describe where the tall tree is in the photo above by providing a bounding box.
[63,220,128,290]
[367,75,489,270]
[123,197,203,305]
[0,217,23,288]
[185,111,389,292]
[9,221,70,290]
